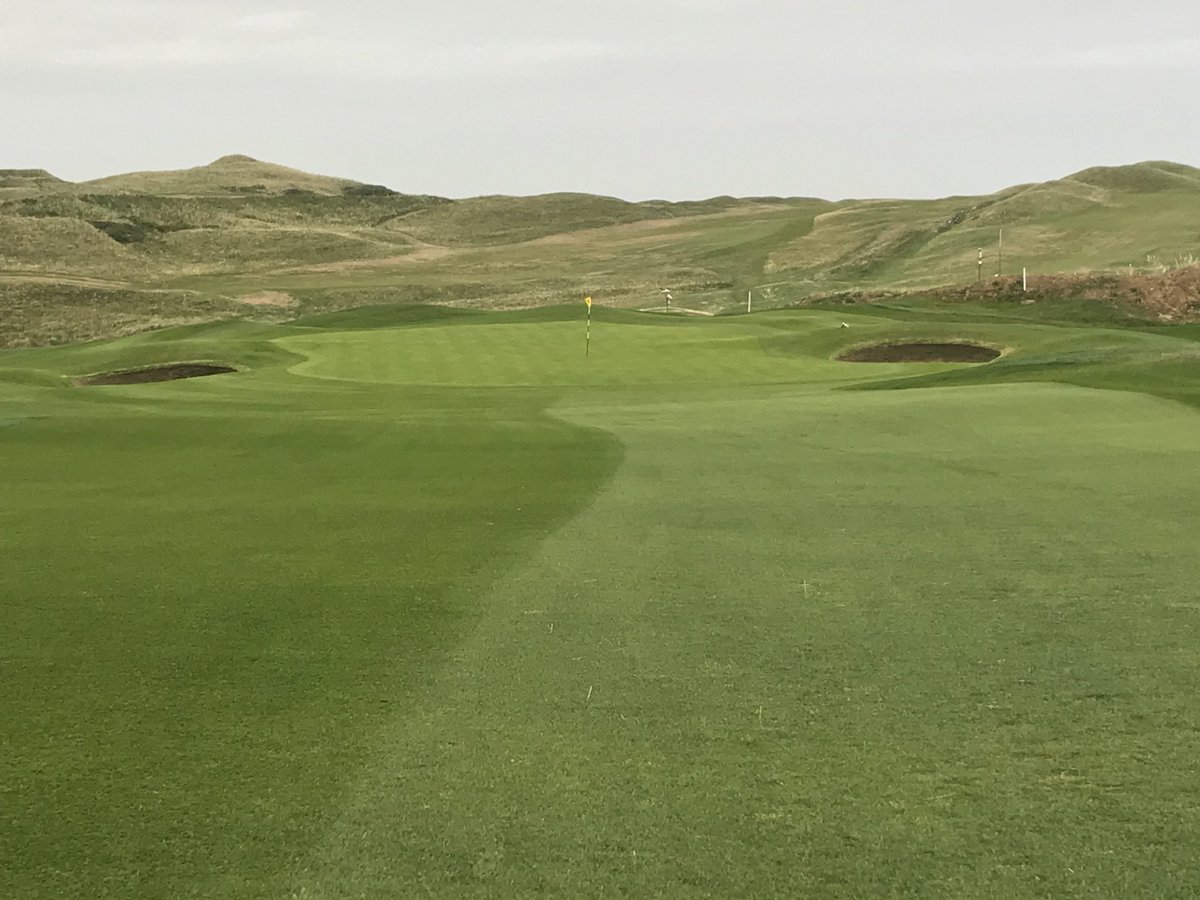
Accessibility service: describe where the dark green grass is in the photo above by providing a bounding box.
[855,339,1200,409]
[292,303,487,330]
[826,299,1200,407]
[4,308,1200,897]
[807,294,1157,328]
[0,354,621,897]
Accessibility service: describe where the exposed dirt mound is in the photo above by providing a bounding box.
[942,268,1200,321]
[838,342,1001,363]
[76,363,236,385]
[806,266,1200,323]
[237,290,297,308]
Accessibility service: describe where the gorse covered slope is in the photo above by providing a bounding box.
[1,156,1198,345]
[763,161,1200,298]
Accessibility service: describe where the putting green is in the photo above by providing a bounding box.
[279,310,1022,387]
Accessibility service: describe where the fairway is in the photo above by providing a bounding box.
[4,307,1200,898]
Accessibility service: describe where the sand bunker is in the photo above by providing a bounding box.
[837,342,1000,363]
[76,363,236,386]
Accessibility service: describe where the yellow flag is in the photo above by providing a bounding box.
[584,296,592,309]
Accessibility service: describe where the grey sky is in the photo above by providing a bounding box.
[2,0,1197,200]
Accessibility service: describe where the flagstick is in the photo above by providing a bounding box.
[585,298,592,357]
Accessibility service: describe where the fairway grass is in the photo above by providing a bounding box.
[3,308,1200,897]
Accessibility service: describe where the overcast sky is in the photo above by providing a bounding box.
[2,0,1197,200]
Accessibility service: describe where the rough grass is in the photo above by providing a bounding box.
[3,160,1198,346]
[0,282,254,348]
[390,193,770,246]
[763,176,1200,299]
[4,308,1200,897]
[0,215,150,279]
[81,154,361,196]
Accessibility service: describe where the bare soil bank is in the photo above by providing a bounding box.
[76,364,236,385]
[838,342,1001,363]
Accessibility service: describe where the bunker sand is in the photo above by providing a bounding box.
[75,363,236,385]
[837,341,1001,363]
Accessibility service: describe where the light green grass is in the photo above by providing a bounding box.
[282,309,855,387]
[3,308,1200,897]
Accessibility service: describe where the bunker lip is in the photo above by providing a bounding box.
[74,363,237,386]
[837,341,1001,363]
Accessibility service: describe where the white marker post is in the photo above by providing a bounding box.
[747,290,752,314]
[1023,267,1028,292]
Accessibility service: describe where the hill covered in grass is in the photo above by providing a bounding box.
[0,169,69,195]
[1,156,1198,346]
[81,154,363,196]
[761,161,1200,300]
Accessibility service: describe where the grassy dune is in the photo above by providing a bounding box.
[2,158,1198,346]
[81,154,361,196]
[4,307,1200,897]
[762,163,1200,300]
